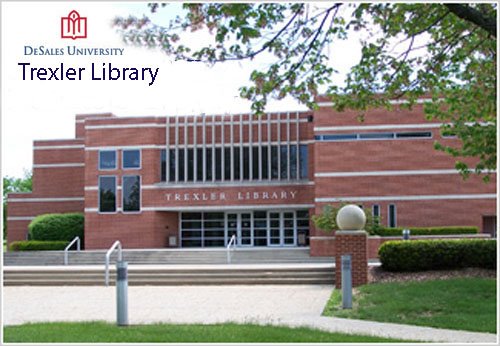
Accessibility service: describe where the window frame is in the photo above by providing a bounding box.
[122,149,141,170]
[122,175,141,214]
[98,175,117,214]
[388,204,397,228]
[98,150,117,171]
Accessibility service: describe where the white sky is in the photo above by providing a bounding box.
[1,2,361,178]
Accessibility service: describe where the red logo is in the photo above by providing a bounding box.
[61,10,87,40]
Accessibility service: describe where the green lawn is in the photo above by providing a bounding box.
[3,322,412,343]
[323,278,497,333]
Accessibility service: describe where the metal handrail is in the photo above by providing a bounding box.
[105,240,122,286]
[63,236,80,265]
[226,234,236,263]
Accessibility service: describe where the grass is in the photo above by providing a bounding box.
[3,321,413,343]
[323,277,497,333]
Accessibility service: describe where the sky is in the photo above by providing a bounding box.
[1,2,361,178]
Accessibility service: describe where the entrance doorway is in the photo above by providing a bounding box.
[227,213,253,246]
[269,211,296,246]
[179,210,310,247]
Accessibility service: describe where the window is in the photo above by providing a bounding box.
[169,149,176,182]
[233,147,240,180]
[372,204,380,225]
[122,149,141,169]
[395,132,432,139]
[441,128,457,138]
[316,131,432,142]
[261,147,269,180]
[252,146,259,179]
[99,176,116,212]
[161,150,166,181]
[243,147,250,180]
[122,175,141,212]
[206,148,213,181]
[280,145,288,179]
[388,204,397,228]
[289,145,297,179]
[321,134,357,141]
[224,147,231,180]
[270,146,279,179]
[215,148,222,181]
[161,144,309,183]
[299,144,308,179]
[196,148,203,181]
[178,149,185,181]
[187,149,194,181]
[99,150,116,170]
[359,132,394,139]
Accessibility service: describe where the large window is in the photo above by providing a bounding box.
[99,150,116,170]
[99,176,116,213]
[161,144,309,183]
[122,175,141,212]
[122,149,141,169]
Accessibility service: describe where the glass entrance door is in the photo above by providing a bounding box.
[268,211,297,246]
[226,212,253,246]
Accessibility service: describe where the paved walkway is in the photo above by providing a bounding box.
[3,285,497,343]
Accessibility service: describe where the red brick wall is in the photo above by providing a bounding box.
[310,236,336,256]
[6,200,84,246]
[6,138,85,248]
[310,233,492,258]
[334,231,368,287]
[84,211,178,249]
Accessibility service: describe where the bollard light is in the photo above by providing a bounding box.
[116,260,129,326]
[402,229,411,240]
[341,255,352,309]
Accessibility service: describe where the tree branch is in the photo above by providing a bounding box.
[186,4,305,62]
[445,4,496,38]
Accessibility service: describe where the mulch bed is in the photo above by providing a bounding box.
[369,266,496,283]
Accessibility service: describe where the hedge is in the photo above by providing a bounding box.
[28,213,84,242]
[379,239,496,272]
[9,240,69,251]
[373,226,478,237]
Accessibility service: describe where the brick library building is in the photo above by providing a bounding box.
[6,96,497,252]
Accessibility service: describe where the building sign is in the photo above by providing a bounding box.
[165,190,299,202]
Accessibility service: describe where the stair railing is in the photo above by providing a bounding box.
[63,236,81,265]
[226,234,236,263]
[105,240,122,286]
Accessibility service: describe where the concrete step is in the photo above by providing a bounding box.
[4,248,333,266]
[3,265,335,286]
[4,278,334,286]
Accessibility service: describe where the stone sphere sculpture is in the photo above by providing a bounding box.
[336,204,366,230]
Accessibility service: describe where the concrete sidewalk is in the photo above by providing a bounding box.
[3,285,497,343]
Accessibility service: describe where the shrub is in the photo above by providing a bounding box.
[312,203,383,235]
[379,239,496,272]
[373,226,478,237]
[28,213,84,242]
[9,240,69,251]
